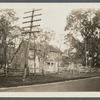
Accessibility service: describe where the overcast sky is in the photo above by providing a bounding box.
[0,3,100,51]
[0,3,100,35]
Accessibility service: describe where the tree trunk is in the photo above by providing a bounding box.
[2,29,7,77]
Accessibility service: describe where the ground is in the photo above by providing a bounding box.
[0,71,100,88]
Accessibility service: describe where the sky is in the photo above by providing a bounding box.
[1,3,100,34]
[0,3,100,51]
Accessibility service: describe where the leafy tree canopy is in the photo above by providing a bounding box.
[64,9,100,67]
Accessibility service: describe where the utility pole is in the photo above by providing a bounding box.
[85,38,87,67]
[57,34,63,74]
[58,43,61,73]
[22,8,42,76]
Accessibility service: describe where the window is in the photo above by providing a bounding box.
[48,63,50,66]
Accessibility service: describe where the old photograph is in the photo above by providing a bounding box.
[0,3,100,92]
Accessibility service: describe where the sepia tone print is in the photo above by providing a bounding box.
[0,3,100,92]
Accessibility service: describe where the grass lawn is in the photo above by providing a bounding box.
[0,71,100,88]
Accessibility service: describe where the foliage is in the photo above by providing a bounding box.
[63,34,85,66]
[64,9,100,67]
[34,29,56,57]
[0,9,20,66]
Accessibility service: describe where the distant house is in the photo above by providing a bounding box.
[28,42,62,74]
[10,40,62,74]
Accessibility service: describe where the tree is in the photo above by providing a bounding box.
[65,9,100,67]
[0,9,20,67]
[64,34,85,66]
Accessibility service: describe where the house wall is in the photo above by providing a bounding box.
[44,61,58,73]
[10,41,28,69]
[47,52,59,60]
[44,52,59,73]
[28,50,60,74]
[28,55,41,74]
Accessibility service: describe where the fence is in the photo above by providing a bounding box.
[0,67,24,77]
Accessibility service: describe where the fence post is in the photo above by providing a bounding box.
[23,64,27,81]
[5,64,7,77]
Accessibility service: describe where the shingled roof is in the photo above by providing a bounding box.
[30,42,61,53]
